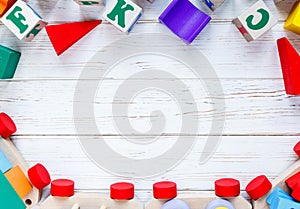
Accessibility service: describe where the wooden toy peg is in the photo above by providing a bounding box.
[215,178,240,197]
[28,163,51,190]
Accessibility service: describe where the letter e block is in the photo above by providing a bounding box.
[0,0,48,41]
[103,0,142,33]
[233,0,277,42]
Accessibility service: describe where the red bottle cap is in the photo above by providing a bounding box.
[215,178,240,197]
[51,179,74,197]
[153,181,177,199]
[28,163,51,190]
[0,113,16,138]
[110,182,134,200]
[294,141,300,158]
[246,175,272,200]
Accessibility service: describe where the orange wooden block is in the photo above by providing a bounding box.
[0,0,16,17]
[5,165,32,198]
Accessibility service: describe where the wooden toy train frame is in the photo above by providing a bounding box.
[2,113,299,209]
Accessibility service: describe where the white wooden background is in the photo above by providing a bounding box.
[1,0,300,206]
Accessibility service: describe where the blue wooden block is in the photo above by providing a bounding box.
[0,149,12,173]
[159,0,211,44]
[275,196,300,209]
[267,187,292,205]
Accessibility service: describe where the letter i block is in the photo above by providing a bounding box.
[73,0,104,6]
[0,0,16,17]
[232,0,277,42]
[284,1,300,35]
[203,0,225,11]
[103,0,142,33]
[0,0,48,41]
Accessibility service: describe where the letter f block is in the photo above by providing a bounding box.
[103,0,142,33]
[0,0,47,41]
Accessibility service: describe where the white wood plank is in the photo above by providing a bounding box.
[1,79,299,135]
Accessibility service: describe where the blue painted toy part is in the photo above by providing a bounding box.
[267,187,292,205]
[0,149,12,173]
[275,196,300,209]
[161,199,190,209]
[205,199,235,209]
[204,0,214,10]
[127,12,142,32]
[158,0,211,44]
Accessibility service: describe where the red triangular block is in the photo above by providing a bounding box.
[46,20,102,56]
[277,37,300,95]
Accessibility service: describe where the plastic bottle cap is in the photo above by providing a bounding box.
[215,178,240,197]
[110,182,134,200]
[51,179,74,197]
[246,175,272,200]
[28,163,51,190]
[0,113,16,138]
[153,181,177,199]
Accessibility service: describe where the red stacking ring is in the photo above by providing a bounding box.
[246,175,272,200]
[215,178,240,197]
[153,181,177,199]
[28,163,51,190]
[51,179,74,197]
[0,112,16,138]
[294,141,300,158]
[110,182,134,200]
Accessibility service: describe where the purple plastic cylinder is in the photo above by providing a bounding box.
[159,0,211,44]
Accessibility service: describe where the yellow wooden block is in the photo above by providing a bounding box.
[5,165,33,198]
[284,1,300,34]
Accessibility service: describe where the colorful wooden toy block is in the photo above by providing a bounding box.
[233,0,277,42]
[161,199,190,209]
[215,178,240,197]
[203,0,224,11]
[0,112,17,138]
[45,20,102,56]
[0,45,21,80]
[0,170,26,209]
[0,0,47,41]
[246,175,272,200]
[159,0,211,44]
[206,199,235,209]
[51,179,75,197]
[0,149,12,173]
[103,0,142,33]
[40,182,143,209]
[266,187,292,206]
[28,163,51,190]
[5,165,33,198]
[153,181,177,199]
[284,1,300,35]
[0,0,16,17]
[73,0,104,6]
[277,37,300,95]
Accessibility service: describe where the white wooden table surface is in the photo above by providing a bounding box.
[1,0,300,206]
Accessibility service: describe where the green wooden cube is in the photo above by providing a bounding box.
[0,45,21,79]
[0,170,26,209]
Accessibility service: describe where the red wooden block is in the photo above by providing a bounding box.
[277,37,300,95]
[215,178,240,197]
[45,20,102,56]
[28,163,51,190]
[294,141,300,158]
[0,112,16,138]
[246,175,272,200]
[110,182,134,200]
[51,179,74,197]
[286,171,300,189]
[291,189,300,201]
[153,181,177,199]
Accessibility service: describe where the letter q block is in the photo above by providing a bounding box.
[233,0,277,42]
[103,0,142,33]
[0,0,47,41]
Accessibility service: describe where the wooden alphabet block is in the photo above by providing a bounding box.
[0,149,12,173]
[0,45,21,79]
[0,0,47,41]
[103,0,142,33]
[0,171,26,209]
[203,0,224,11]
[0,0,16,17]
[274,0,285,4]
[5,165,33,198]
[233,0,277,42]
[73,0,104,6]
[284,1,300,35]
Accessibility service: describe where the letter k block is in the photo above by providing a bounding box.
[103,0,142,33]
